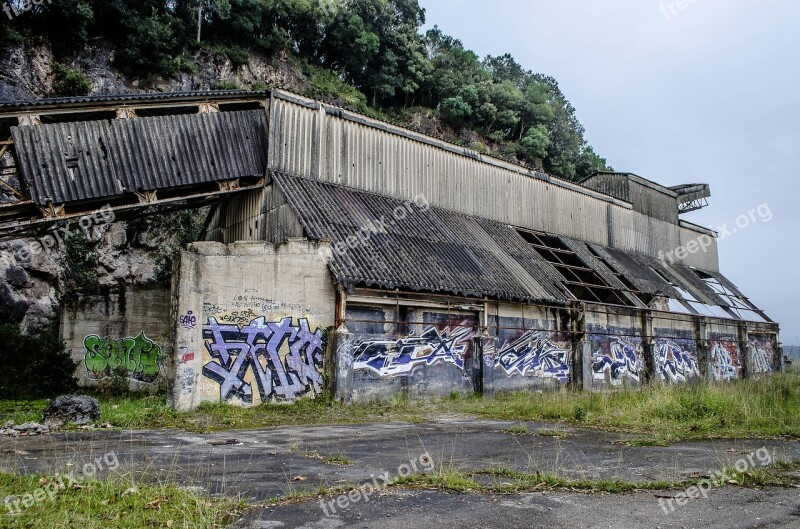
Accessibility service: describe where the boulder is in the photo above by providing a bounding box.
[42,395,100,427]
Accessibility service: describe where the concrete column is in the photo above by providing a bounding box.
[695,318,710,381]
[640,310,656,385]
[569,303,590,391]
[333,327,354,403]
[737,321,750,379]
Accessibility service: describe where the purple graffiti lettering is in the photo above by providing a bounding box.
[202,316,324,403]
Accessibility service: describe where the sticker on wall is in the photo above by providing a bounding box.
[84,333,164,383]
[351,326,473,378]
[494,331,570,383]
[202,316,324,404]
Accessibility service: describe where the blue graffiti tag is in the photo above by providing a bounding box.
[351,327,473,377]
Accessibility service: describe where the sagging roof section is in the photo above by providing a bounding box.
[272,170,771,324]
[11,109,268,206]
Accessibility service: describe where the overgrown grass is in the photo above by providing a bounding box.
[456,370,800,442]
[395,459,800,495]
[0,472,246,528]
[2,370,797,443]
[395,466,682,494]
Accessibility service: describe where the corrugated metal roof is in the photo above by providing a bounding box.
[0,90,268,110]
[272,170,566,303]
[12,109,268,205]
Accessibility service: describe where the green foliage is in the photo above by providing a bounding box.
[0,324,78,399]
[215,79,242,90]
[61,230,99,295]
[154,209,207,281]
[50,64,92,97]
[14,0,610,181]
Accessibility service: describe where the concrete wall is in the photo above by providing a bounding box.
[267,91,721,273]
[483,303,573,395]
[330,292,781,401]
[171,239,336,411]
[61,283,172,394]
[339,303,480,402]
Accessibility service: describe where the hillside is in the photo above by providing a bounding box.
[0,0,611,182]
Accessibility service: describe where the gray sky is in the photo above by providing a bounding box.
[421,0,800,345]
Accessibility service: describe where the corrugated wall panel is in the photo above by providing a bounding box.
[267,96,717,269]
[680,224,720,271]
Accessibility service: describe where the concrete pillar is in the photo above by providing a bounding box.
[570,303,590,391]
[737,322,750,379]
[695,318,710,381]
[641,310,656,385]
[333,327,354,403]
[480,335,497,398]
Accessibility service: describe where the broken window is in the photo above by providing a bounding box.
[651,266,736,319]
[518,230,637,307]
[586,245,652,306]
[692,269,769,322]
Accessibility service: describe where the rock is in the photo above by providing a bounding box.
[0,427,19,437]
[12,422,49,435]
[42,395,100,427]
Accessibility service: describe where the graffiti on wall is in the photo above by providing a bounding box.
[84,333,163,383]
[493,331,570,383]
[749,336,774,374]
[351,326,473,378]
[710,340,739,381]
[592,337,643,386]
[655,338,700,383]
[202,316,324,403]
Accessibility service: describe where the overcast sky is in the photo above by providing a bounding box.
[420,0,800,345]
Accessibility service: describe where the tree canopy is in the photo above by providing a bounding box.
[1,0,611,180]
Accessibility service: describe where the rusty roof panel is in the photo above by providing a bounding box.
[11,109,268,205]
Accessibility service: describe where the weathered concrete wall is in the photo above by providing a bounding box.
[61,283,172,393]
[652,314,702,385]
[586,307,645,390]
[342,304,479,402]
[333,295,780,401]
[172,239,335,411]
[484,303,572,395]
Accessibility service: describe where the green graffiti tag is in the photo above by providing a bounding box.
[84,332,163,383]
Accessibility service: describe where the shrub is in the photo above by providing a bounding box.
[0,324,78,399]
[50,64,92,97]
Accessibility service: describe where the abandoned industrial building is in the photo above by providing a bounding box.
[0,89,781,410]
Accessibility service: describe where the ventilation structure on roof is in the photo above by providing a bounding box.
[692,269,769,323]
[518,230,638,307]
